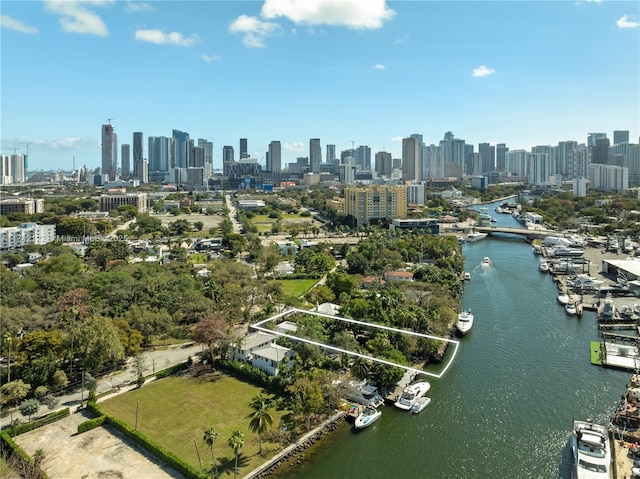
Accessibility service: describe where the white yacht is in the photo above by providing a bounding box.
[570,419,613,479]
[482,256,491,265]
[394,382,431,411]
[558,292,571,305]
[538,258,549,273]
[456,310,474,335]
[565,302,577,316]
[354,406,382,430]
[341,380,384,408]
[466,231,488,242]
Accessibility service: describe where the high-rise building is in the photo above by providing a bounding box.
[478,143,494,174]
[309,138,322,173]
[101,124,118,182]
[326,144,336,163]
[587,133,607,148]
[223,145,234,163]
[496,143,508,172]
[148,137,171,172]
[121,144,131,178]
[240,138,248,159]
[191,146,205,168]
[355,146,371,170]
[614,130,630,145]
[172,129,190,168]
[344,185,407,226]
[0,155,11,184]
[133,132,143,178]
[268,141,282,172]
[375,151,392,176]
[592,137,610,164]
[402,137,420,181]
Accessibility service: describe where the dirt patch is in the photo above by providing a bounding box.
[14,410,187,479]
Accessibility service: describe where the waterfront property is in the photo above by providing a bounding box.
[251,307,461,380]
[230,331,296,376]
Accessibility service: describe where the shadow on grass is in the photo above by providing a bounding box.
[213,454,250,476]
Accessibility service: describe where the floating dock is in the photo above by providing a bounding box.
[590,341,640,370]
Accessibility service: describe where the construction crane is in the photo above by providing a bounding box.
[106,117,116,124]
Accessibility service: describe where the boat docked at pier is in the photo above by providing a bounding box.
[394,381,431,411]
[341,380,385,408]
[354,406,382,430]
[539,258,549,273]
[410,397,431,414]
[570,419,613,479]
[456,310,474,335]
[565,302,577,316]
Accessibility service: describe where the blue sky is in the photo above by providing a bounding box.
[1,0,639,172]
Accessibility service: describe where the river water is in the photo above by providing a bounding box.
[274,200,628,479]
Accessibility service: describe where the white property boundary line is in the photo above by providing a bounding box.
[251,307,460,380]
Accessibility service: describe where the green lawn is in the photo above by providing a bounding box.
[188,253,209,264]
[100,374,289,476]
[271,279,318,298]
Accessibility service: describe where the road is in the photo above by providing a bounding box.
[2,342,203,427]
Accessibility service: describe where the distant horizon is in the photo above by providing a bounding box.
[2,1,638,171]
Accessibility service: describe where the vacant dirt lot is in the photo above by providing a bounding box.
[14,410,186,479]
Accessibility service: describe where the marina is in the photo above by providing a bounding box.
[272,200,636,479]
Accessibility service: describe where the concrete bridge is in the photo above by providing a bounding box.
[475,225,557,239]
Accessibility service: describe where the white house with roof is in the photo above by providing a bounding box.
[230,331,295,376]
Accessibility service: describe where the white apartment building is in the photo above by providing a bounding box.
[0,223,56,250]
[588,164,628,192]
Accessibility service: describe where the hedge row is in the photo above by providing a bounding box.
[0,429,49,479]
[213,359,286,393]
[7,408,70,437]
[155,361,190,379]
[77,415,106,434]
[87,402,205,479]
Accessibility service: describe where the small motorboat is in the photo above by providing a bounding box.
[354,406,382,430]
[538,258,549,273]
[482,257,491,265]
[410,397,431,414]
[565,302,577,316]
[557,293,570,305]
[463,272,471,281]
[394,382,431,411]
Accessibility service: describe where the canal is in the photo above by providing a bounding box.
[273,200,628,479]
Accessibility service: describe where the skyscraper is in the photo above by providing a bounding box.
[402,136,420,181]
[614,130,630,145]
[172,129,190,168]
[240,138,248,159]
[375,151,392,176]
[121,144,130,178]
[355,146,371,170]
[309,138,322,173]
[148,136,171,172]
[268,141,282,172]
[223,145,234,163]
[496,143,508,172]
[133,132,143,178]
[478,143,494,174]
[101,124,118,181]
[198,139,213,170]
[326,144,336,163]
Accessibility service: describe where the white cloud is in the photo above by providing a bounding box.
[5,137,98,152]
[229,14,281,48]
[472,65,496,78]
[283,141,305,153]
[393,34,409,45]
[390,136,403,143]
[135,29,200,47]
[124,2,153,13]
[374,64,385,70]
[44,0,112,37]
[260,0,395,30]
[1,15,38,34]
[617,14,639,29]
[201,53,222,63]
[586,0,602,4]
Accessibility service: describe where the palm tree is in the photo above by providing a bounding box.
[203,427,218,474]
[246,394,274,455]
[227,430,244,479]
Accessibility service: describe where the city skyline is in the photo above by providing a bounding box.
[1,0,638,171]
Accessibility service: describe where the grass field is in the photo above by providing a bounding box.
[271,279,318,299]
[250,214,316,233]
[188,253,209,264]
[100,374,290,476]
